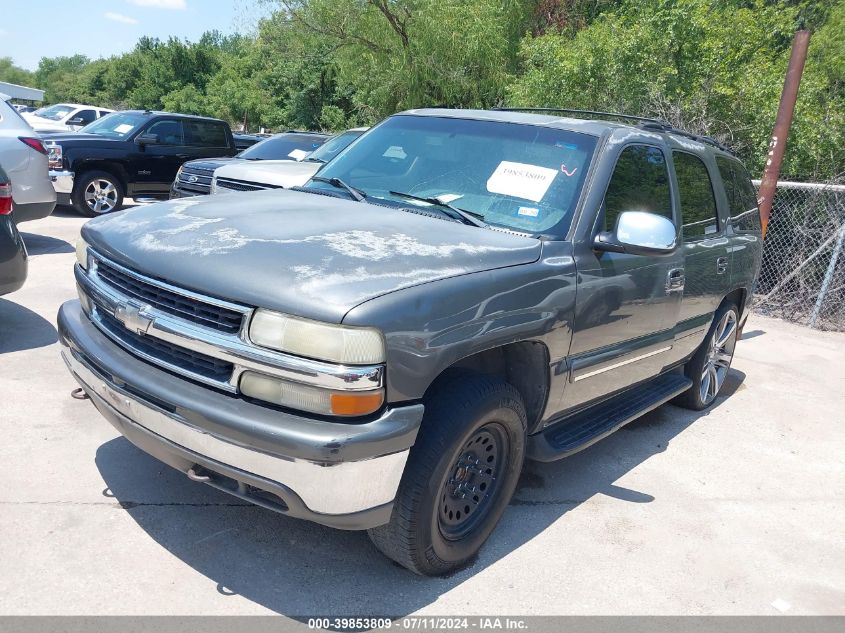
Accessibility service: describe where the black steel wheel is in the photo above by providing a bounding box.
[368,372,527,576]
[438,423,508,541]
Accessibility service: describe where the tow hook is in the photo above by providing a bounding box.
[70,387,90,400]
[187,466,212,482]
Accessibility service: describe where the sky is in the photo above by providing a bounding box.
[0,0,270,72]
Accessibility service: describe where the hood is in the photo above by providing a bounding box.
[42,132,119,145]
[27,118,68,131]
[214,159,320,188]
[82,189,541,323]
[182,157,239,172]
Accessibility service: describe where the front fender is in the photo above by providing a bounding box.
[342,241,577,404]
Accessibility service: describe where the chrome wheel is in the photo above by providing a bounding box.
[84,178,118,214]
[699,309,737,405]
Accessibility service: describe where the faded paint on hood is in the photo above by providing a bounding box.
[82,188,542,323]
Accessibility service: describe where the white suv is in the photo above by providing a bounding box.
[211,128,367,194]
[22,103,114,133]
[0,94,56,222]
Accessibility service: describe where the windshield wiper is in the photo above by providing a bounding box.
[303,157,326,163]
[312,176,366,202]
[389,191,487,228]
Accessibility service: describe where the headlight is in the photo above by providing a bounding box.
[248,309,385,365]
[239,371,384,417]
[75,237,90,270]
[47,143,63,170]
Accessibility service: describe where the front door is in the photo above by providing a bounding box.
[565,143,683,410]
[130,118,188,196]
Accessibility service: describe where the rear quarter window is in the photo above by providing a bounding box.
[716,156,761,233]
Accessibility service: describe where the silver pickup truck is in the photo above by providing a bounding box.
[59,108,763,575]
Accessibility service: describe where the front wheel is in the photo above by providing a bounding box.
[368,373,527,576]
[71,171,124,217]
[675,303,739,410]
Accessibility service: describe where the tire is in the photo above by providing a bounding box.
[675,302,739,410]
[368,373,527,576]
[71,170,124,217]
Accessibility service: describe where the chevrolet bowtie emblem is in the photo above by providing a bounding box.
[114,301,154,335]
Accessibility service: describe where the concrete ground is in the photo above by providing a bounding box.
[1,207,843,617]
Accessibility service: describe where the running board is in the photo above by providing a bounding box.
[527,373,693,462]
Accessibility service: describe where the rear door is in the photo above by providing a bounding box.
[183,119,232,161]
[715,157,763,298]
[672,150,732,342]
[566,143,683,409]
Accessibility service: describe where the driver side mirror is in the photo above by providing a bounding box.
[67,117,85,126]
[594,211,677,256]
[135,133,158,146]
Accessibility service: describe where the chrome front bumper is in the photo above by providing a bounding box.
[49,170,74,195]
[58,301,423,529]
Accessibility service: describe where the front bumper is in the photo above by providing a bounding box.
[58,300,423,529]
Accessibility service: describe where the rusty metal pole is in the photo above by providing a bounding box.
[757,29,811,238]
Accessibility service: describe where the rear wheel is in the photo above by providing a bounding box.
[368,373,526,576]
[71,171,124,217]
[675,303,739,410]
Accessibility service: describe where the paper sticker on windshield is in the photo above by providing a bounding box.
[383,146,407,159]
[486,161,557,202]
[288,149,309,161]
[517,206,539,218]
[114,123,133,134]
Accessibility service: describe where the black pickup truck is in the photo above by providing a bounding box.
[45,110,237,216]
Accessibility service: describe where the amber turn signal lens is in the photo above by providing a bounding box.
[330,391,384,416]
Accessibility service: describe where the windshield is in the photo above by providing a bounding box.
[33,104,75,121]
[78,112,147,138]
[238,133,328,161]
[305,130,365,163]
[309,115,597,234]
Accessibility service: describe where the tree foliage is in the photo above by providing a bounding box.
[4,0,844,179]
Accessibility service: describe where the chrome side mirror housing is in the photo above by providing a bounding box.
[594,211,677,256]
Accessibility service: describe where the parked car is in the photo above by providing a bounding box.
[60,108,763,575]
[23,103,114,133]
[0,166,28,295]
[0,93,56,223]
[170,131,330,198]
[233,132,270,151]
[211,128,368,194]
[12,104,37,114]
[44,110,238,216]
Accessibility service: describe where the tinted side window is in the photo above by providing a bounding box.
[145,119,184,146]
[716,156,762,232]
[604,145,673,231]
[185,121,228,148]
[75,109,97,125]
[673,151,720,239]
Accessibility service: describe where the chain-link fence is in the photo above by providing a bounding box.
[752,177,845,331]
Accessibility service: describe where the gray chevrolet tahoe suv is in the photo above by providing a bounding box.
[59,108,763,575]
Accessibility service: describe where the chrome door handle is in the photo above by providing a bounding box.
[667,268,685,293]
[716,256,728,275]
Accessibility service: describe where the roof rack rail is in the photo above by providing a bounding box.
[492,107,668,126]
[494,107,736,155]
[639,121,735,155]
